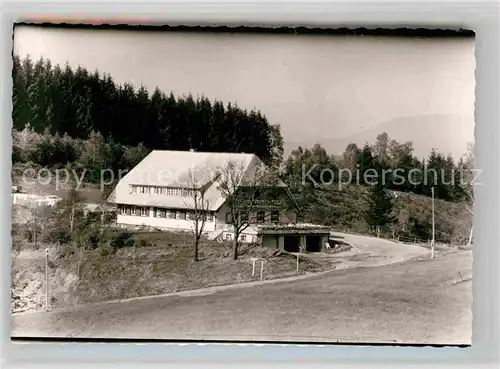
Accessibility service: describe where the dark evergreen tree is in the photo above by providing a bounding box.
[12,55,29,130]
[75,87,93,137]
[208,100,227,150]
[365,183,395,236]
[424,149,451,200]
[134,85,151,146]
[443,154,461,201]
[145,87,162,148]
[408,216,432,241]
[268,124,285,171]
[391,150,416,193]
[356,143,377,185]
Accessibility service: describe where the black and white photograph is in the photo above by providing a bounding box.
[10,24,475,345]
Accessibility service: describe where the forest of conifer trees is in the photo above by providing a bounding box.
[12,55,283,167]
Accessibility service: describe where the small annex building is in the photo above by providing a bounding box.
[257,223,331,253]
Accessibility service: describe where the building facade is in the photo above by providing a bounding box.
[111,150,298,243]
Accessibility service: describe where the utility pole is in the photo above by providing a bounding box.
[45,248,50,311]
[468,224,473,246]
[431,187,435,259]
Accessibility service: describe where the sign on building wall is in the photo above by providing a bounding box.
[236,199,283,210]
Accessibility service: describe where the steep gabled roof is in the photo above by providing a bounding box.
[111,150,294,211]
[119,150,257,187]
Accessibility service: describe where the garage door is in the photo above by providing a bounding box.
[284,235,300,252]
[306,235,322,252]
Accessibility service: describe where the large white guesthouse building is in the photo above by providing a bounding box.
[110,150,299,243]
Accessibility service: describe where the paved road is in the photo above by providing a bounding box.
[12,251,472,345]
[324,233,432,267]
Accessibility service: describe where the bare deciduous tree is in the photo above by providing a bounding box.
[342,143,361,172]
[101,182,117,227]
[64,187,86,233]
[373,132,390,165]
[217,159,284,260]
[26,201,52,249]
[52,184,86,258]
[183,167,214,262]
[388,139,414,167]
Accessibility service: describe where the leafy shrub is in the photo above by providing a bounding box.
[108,231,134,250]
[44,229,73,245]
[56,243,78,259]
[138,239,151,248]
[408,217,432,241]
[23,224,42,244]
[12,146,25,163]
[84,227,104,250]
[98,243,115,257]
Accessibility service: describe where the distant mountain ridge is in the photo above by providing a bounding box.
[284,114,474,161]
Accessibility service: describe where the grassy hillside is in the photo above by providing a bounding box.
[292,185,471,244]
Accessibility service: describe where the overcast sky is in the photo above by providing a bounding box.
[13,25,475,157]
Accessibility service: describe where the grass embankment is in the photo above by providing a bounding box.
[11,230,329,312]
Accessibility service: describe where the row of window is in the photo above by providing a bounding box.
[118,206,280,224]
[153,208,213,221]
[225,210,280,224]
[119,205,214,222]
[131,185,198,197]
[120,205,149,217]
